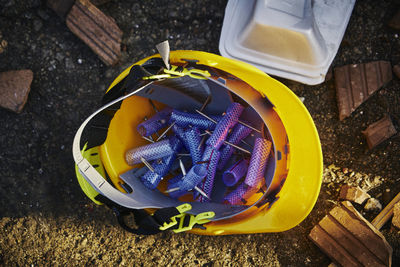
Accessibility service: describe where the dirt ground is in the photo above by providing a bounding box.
[1,0,400,266]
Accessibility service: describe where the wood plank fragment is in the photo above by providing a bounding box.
[309,201,392,267]
[66,0,122,66]
[362,115,397,149]
[334,61,392,120]
[372,191,400,231]
[309,225,361,267]
[47,0,76,19]
[0,70,33,113]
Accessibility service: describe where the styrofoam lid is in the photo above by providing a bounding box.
[219,0,356,85]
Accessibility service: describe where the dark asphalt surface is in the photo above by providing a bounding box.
[1,0,400,265]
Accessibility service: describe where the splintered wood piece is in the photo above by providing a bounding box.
[388,10,400,30]
[0,70,33,113]
[66,0,122,66]
[362,115,397,149]
[309,201,392,267]
[47,0,75,19]
[334,61,392,120]
[339,185,370,205]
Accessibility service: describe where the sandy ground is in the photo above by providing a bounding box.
[1,0,400,266]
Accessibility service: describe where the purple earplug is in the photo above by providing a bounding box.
[196,146,221,202]
[170,109,221,130]
[125,138,175,165]
[184,127,203,164]
[223,183,258,205]
[140,137,183,189]
[170,164,207,192]
[217,123,252,170]
[222,159,249,187]
[244,138,271,189]
[137,107,172,136]
[205,103,244,150]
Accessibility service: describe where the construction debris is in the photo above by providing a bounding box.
[388,10,400,30]
[65,0,122,66]
[372,191,400,230]
[0,70,33,113]
[339,184,370,204]
[364,198,383,211]
[362,115,397,149]
[392,202,400,230]
[334,61,392,120]
[309,201,392,267]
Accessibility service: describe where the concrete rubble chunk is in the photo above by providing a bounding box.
[364,198,383,211]
[66,0,123,66]
[388,10,400,30]
[309,201,392,267]
[334,61,392,120]
[362,115,397,149]
[339,184,370,204]
[0,70,33,113]
[392,202,400,230]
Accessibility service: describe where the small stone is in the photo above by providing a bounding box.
[33,19,43,32]
[65,58,74,69]
[392,202,400,230]
[37,9,49,20]
[0,69,33,113]
[77,58,83,64]
[1,39,7,49]
[339,184,371,204]
[55,52,65,62]
[364,198,382,211]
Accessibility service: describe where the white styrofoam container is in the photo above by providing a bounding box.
[219,0,356,85]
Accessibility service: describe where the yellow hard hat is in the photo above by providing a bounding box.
[73,50,322,235]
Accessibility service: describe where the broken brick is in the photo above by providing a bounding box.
[309,201,392,267]
[362,115,397,149]
[388,10,400,30]
[334,61,392,120]
[0,70,33,113]
[66,0,122,66]
[392,202,400,230]
[339,184,370,205]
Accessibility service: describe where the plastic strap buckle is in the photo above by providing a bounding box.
[172,211,215,233]
[159,203,192,231]
[143,65,210,80]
